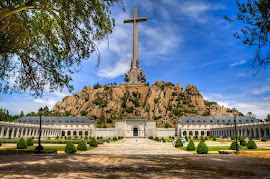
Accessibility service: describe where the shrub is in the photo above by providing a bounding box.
[200,136,205,142]
[68,136,71,140]
[247,139,257,149]
[205,137,208,140]
[185,136,188,142]
[172,136,175,139]
[65,141,77,154]
[187,140,196,151]
[17,138,27,149]
[161,137,165,142]
[113,137,117,141]
[193,136,198,140]
[84,136,88,140]
[27,138,34,146]
[47,137,51,140]
[169,136,171,139]
[55,136,59,140]
[175,139,183,147]
[126,106,134,113]
[0,140,2,146]
[77,140,87,151]
[231,135,236,140]
[89,138,98,147]
[261,136,267,142]
[213,135,217,141]
[154,137,159,141]
[229,141,238,150]
[196,141,208,154]
[148,136,153,139]
[238,136,247,146]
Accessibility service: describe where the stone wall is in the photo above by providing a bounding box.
[96,128,115,138]
[156,128,175,138]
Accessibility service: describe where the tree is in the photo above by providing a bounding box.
[224,0,270,74]
[265,114,270,122]
[0,0,122,96]
[246,112,253,117]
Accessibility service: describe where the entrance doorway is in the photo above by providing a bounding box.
[133,128,138,136]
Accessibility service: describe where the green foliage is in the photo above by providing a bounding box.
[106,118,113,123]
[17,138,27,149]
[247,139,257,149]
[202,110,210,116]
[154,97,160,103]
[154,137,159,141]
[93,96,107,108]
[261,136,267,142]
[55,136,59,140]
[265,114,270,122]
[200,136,205,142]
[148,136,153,139]
[175,138,183,147]
[47,137,51,140]
[173,109,182,116]
[0,0,121,96]
[126,106,134,113]
[27,138,34,146]
[231,135,236,140]
[204,100,217,106]
[65,141,77,154]
[187,140,196,151]
[172,136,175,139]
[81,111,88,116]
[205,137,208,140]
[164,123,172,128]
[172,92,177,96]
[161,137,165,142]
[113,137,117,141]
[212,135,217,141]
[0,140,2,146]
[185,136,188,141]
[84,136,88,140]
[224,0,270,73]
[153,116,162,120]
[229,141,238,150]
[0,108,24,122]
[193,136,198,139]
[89,138,98,147]
[134,99,140,107]
[197,141,208,154]
[77,140,87,151]
[239,136,247,146]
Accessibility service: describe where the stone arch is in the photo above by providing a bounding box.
[67,131,71,136]
[183,131,187,136]
[189,131,193,136]
[62,131,65,136]
[195,131,198,136]
[85,131,88,136]
[73,131,77,136]
[261,128,265,137]
[207,131,210,136]
[3,127,7,137]
[255,128,259,137]
[239,129,241,136]
[79,131,83,136]
[201,131,204,136]
[251,128,254,137]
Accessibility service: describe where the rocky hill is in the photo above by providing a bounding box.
[52,81,234,128]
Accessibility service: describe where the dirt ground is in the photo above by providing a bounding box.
[0,154,270,178]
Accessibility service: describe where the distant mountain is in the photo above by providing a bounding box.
[52,81,236,128]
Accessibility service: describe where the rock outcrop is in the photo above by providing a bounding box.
[52,81,234,127]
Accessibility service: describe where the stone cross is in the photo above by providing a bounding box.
[124,8,147,70]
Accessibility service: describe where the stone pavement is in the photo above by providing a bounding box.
[82,138,192,155]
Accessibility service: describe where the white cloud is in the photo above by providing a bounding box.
[98,59,130,79]
[250,85,270,95]
[230,60,246,68]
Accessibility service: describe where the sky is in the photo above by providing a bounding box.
[1,0,269,119]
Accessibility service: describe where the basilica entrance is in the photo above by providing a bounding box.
[133,128,138,136]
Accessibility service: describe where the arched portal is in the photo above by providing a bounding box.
[62,131,65,136]
[133,128,138,136]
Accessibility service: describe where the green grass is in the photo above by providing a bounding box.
[5,146,95,151]
[179,146,270,151]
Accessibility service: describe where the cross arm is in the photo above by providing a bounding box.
[124,17,147,23]
[124,19,133,23]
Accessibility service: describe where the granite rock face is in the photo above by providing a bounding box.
[52,81,234,127]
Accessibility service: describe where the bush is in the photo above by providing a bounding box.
[84,136,88,140]
[161,137,165,142]
[55,136,59,140]
[148,136,153,139]
[229,141,239,150]
[113,137,117,141]
[196,141,208,154]
[17,138,27,149]
[238,136,247,146]
[126,106,134,113]
[193,136,198,140]
[175,139,183,147]
[231,135,236,140]
[261,136,267,142]
[200,136,205,142]
[172,136,175,139]
[247,139,257,149]
[47,137,50,140]
[205,137,208,140]
[169,136,171,139]
[77,140,87,151]
[0,140,2,146]
[187,140,196,151]
[89,138,98,147]
[27,138,34,146]
[185,136,188,142]
[213,135,217,141]
[154,137,159,141]
[65,141,77,154]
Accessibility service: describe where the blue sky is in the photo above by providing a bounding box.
[1,0,269,119]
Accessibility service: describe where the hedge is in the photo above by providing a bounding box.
[187,140,195,151]
[247,139,257,149]
[77,140,87,151]
[27,138,34,146]
[197,141,208,154]
[65,141,77,154]
[17,138,27,149]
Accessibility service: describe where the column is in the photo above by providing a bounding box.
[6,128,10,138]
[11,128,15,138]
[0,127,4,138]
[16,128,20,138]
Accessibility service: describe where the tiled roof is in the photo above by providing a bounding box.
[14,116,94,124]
[178,116,258,124]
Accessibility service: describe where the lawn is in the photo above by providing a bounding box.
[179,146,270,151]
[5,146,95,151]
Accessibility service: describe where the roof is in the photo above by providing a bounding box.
[14,116,94,124]
[123,116,148,120]
[178,116,258,124]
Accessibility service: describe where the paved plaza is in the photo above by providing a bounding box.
[83,138,192,155]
